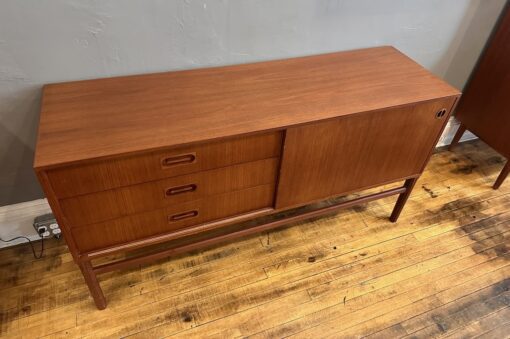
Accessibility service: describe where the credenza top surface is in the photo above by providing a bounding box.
[35,46,460,169]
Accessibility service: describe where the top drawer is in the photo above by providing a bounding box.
[48,132,283,198]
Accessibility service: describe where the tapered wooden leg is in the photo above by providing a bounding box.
[79,261,107,310]
[448,123,466,151]
[493,161,510,190]
[390,178,418,223]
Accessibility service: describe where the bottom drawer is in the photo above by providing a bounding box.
[71,184,275,253]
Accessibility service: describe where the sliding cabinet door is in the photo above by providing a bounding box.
[276,97,456,209]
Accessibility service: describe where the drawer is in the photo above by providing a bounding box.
[71,184,275,253]
[60,158,279,227]
[48,132,283,198]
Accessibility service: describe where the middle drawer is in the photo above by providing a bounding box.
[61,158,279,227]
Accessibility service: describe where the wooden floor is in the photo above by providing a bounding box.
[1,139,510,338]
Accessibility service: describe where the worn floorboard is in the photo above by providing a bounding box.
[1,140,509,338]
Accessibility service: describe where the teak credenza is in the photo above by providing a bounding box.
[34,46,460,309]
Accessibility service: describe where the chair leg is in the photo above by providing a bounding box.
[449,123,466,151]
[390,177,418,223]
[493,161,510,190]
[79,261,107,310]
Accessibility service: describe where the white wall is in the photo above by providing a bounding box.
[0,0,506,210]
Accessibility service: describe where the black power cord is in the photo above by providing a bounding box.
[0,230,44,259]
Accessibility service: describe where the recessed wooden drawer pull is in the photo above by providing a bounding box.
[435,108,447,119]
[161,153,196,168]
[168,210,198,222]
[165,183,197,196]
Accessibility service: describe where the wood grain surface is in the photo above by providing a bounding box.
[276,98,456,208]
[71,184,276,253]
[35,46,459,169]
[60,158,279,227]
[4,140,509,337]
[47,132,282,198]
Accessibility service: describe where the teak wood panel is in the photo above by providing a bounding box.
[71,184,275,253]
[35,46,460,169]
[60,158,279,227]
[276,98,456,209]
[47,132,282,198]
[454,5,510,158]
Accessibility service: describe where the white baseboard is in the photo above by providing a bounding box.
[0,198,52,249]
[0,117,475,250]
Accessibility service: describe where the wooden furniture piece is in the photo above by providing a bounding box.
[34,46,460,309]
[450,4,510,189]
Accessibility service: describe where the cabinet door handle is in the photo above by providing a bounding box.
[161,153,196,168]
[165,184,197,196]
[435,108,447,119]
[168,210,198,222]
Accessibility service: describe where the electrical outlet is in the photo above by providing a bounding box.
[33,213,61,239]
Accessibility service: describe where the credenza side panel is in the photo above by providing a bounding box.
[275,98,456,209]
